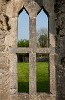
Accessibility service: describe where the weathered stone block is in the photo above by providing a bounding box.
[9,74,17,89]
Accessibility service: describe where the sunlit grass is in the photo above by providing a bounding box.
[36,62,49,92]
[18,62,49,93]
[18,62,29,93]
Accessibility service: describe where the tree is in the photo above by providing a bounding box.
[38,34,48,47]
[36,28,48,47]
[17,39,29,62]
[36,28,48,58]
[18,39,29,47]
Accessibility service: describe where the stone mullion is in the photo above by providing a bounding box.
[49,14,56,96]
[49,53,56,96]
[9,47,51,54]
[36,48,50,53]
[49,14,55,48]
[9,47,31,54]
[29,53,36,94]
[29,17,36,94]
[29,17,36,48]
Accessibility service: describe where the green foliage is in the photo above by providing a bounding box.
[17,40,29,62]
[18,62,49,93]
[37,28,48,47]
[18,39,29,47]
[38,34,48,47]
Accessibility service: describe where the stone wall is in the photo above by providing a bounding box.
[54,0,65,100]
[0,0,65,100]
[0,0,10,100]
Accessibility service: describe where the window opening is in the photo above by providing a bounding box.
[17,53,29,93]
[36,9,49,47]
[16,5,55,96]
[18,8,29,47]
[36,53,50,93]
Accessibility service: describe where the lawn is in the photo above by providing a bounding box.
[18,62,50,93]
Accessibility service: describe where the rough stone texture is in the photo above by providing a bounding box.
[18,93,56,100]
[0,0,65,100]
[54,0,65,100]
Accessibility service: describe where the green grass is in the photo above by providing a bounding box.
[36,62,50,92]
[18,62,29,93]
[18,62,50,93]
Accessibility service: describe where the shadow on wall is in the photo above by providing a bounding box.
[34,0,43,7]
[61,57,65,66]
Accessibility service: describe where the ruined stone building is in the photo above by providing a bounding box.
[0,0,65,100]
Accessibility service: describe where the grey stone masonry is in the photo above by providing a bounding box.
[54,0,65,100]
[0,0,65,100]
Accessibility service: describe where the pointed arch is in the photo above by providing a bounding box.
[37,7,49,17]
[18,6,29,44]
[18,6,29,16]
[36,7,49,48]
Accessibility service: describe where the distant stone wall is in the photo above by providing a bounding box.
[36,57,49,62]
